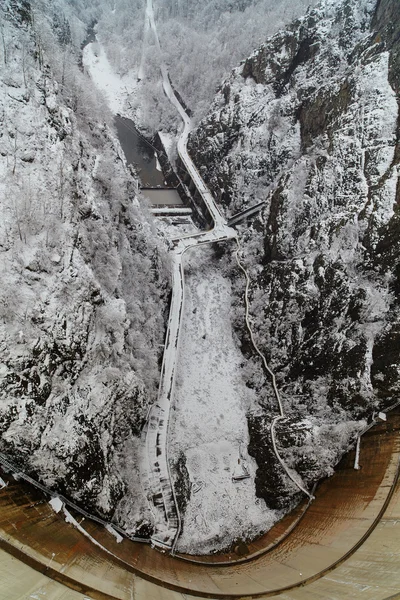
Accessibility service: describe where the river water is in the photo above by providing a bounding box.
[114,116,183,206]
[82,29,182,206]
[114,116,166,187]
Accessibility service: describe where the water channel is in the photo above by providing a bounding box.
[114,116,165,187]
[114,116,182,205]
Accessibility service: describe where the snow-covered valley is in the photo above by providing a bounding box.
[1,0,400,561]
[169,246,281,554]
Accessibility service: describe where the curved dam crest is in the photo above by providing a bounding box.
[0,407,399,599]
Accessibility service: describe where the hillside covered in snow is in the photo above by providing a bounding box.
[188,0,400,507]
[0,0,170,534]
[94,0,319,131]
[1,0,400,557]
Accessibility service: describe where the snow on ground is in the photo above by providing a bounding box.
[155,216,199,239]
[158,131,175,161]
[83,38,138,117]
[49,497,63,514]
[170,246,281,554]
[0,13,169,531]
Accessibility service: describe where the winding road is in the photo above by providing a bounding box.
[143,0,237,551]
[144,0,316,551]
[1,4,400,599]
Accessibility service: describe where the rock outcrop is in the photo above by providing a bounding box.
[0,0,170,535]
[188,0,400,507]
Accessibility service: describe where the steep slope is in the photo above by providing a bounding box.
[0,1,170,535]
[188,0,399,507]
[94,0,319,131]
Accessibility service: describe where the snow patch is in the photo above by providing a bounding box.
[105,523,123,543]
[83,38,138,117]
[49,497,63,513]
[170,247,281,554]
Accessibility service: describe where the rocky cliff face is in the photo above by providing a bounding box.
[0,1,170,534]
[188,0,400,507]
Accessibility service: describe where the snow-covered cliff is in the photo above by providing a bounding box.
[0,0,170,534]
[188,0,400,507]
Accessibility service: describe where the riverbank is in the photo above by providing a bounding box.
[82,37,138,118]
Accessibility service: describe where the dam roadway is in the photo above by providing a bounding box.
[0,409,400,598]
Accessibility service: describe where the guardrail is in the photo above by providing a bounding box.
[0,452,150,545]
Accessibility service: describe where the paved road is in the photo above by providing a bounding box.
[143,0,318,550]
[1,6,400,598]
[144,0,237,551]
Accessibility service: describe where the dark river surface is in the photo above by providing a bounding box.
[82,30,182,204]
[114,116,183,205]
[114,116,165,187]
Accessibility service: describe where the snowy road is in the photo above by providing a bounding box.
[144,0,237,551]
[144,0,315,552]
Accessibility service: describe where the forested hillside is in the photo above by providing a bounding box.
[95,0,318,131]
[188,0,400,506]
[0,0,170,533]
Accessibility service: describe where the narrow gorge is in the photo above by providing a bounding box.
[0,0,400,597]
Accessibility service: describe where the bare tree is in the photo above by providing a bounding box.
[0,21,8,65]
[21,42,31,89]
[9,129,18,176]
[57,160,66,220]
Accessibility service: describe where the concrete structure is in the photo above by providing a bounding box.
[0,410,399,599]
[175,155,215,228]
[228,200,266,226]
[151,206,193,217]
[141,188,183,206]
